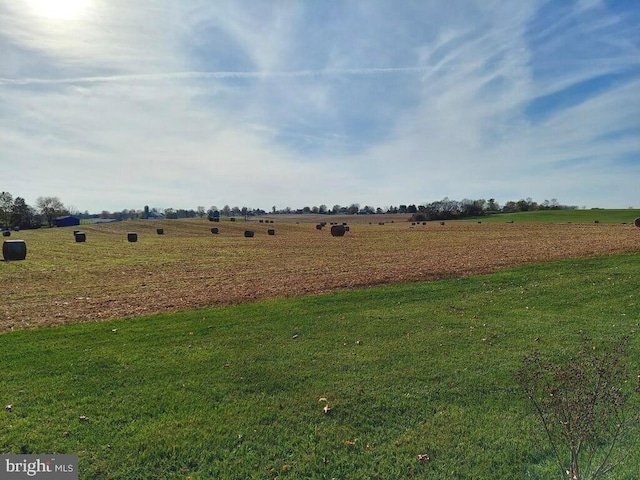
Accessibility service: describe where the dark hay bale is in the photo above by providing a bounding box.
[211,227,219,234]
[244,230,254,238]
[331,225,346,236]
[213,217,220,222]
[343,222,348,226]
[634,218,640,228]
[13,226,19,232]
[423,222,427,225]
[440,222,445,226]
[127,232,138,242]
[594,220,599,224]
[270,220,275,224]
[268,229,275,235]
[230,218,236,222]
[3,240,27,261]
[2,230,10,237]
[378,222,385,226]
[156,228,164,235]
[345,226,350,232]
[259,220,264,223]
[316,224,323,230]
[75,232,86,242]
[411,222,416,225]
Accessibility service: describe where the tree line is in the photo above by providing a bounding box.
[0,190,577,230]
[0,192,70,230]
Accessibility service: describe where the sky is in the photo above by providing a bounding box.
[0,0,638,214]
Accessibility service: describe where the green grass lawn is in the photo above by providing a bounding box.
[2,253,640,479]
[465,208,640,224]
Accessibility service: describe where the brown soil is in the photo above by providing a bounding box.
[1,220,638,331]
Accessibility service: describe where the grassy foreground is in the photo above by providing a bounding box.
[1,253,640,479]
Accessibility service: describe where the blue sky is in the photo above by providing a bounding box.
[1,0,638,213]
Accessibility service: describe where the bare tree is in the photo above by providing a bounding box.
[516,334,639,479]
[36,196,67,227]
[0,191,13,228]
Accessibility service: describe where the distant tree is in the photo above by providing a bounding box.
[36,196,67,227]
[0,191,13,228]
[460,199,485,217]
[331,205,341,214]
[398,205,408,214]
[347,203,360,215]
[486,198,500,212]
[11,197,39,229]
[362,205,376,214]
[318,204,328,214]
[197,206,206,218]
[222,205,231,217]
[100,210,111,219]
[502,201,519,213]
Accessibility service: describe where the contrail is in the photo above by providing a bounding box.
[0,66,432,87]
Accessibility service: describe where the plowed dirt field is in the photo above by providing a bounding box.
[2,218,639,330]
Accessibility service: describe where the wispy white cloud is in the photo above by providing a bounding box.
[0,0,638,211]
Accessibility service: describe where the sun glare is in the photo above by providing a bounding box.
[27,0,90,20]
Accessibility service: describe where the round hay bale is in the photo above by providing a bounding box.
[316,224,323,230]
[127,232,138,243]
[440,222,445,226]
[411,222,416,225]
[230,217,236,222]
[345,226,350,232]
[156,228,164,235]
[378,222,385,226]
[13,226,19,232]
[211,227,219,234]
[213,217,220,222]
[634,217,640,228]
[3,240,27,261]
[259,220,264,223]
[244,230,254,238]
[75,232,86,242]
[2,230,10,237]
[331,225,346,236]
[267,229,275,235]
